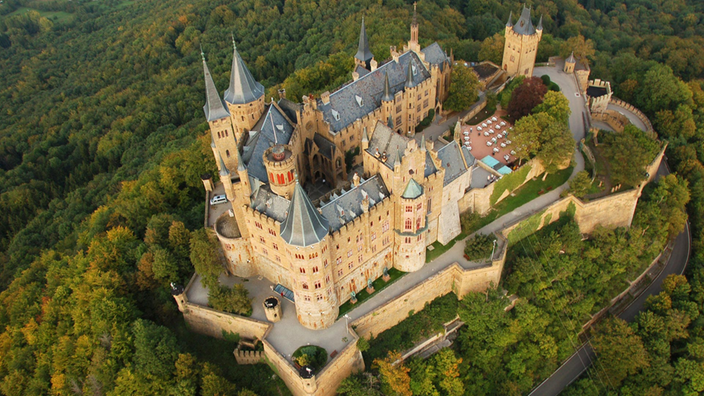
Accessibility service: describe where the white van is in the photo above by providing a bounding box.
[210,194,227,206]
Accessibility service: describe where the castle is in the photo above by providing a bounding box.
[502,6,543,77]
[199,5,484,330]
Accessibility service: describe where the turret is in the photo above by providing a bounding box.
[202,50,239,172]
[236,149,252,203]
[502,6,543,77]
[564,51,576,74]
[408,2,420,52]
[393,179,427,272]
[218,152,235,202]
[280,182,338,330]
[224,37,266,141]
[354,17,374,70]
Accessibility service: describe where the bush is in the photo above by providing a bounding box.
[293,345,328,370]
[460,211,482,234]
[208,284,252,316]
[464,234,495,261]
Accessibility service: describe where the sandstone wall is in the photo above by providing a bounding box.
[263,340,318,396]
[314,337,365,396]
[182,302,270,341]
[234,349,265,365]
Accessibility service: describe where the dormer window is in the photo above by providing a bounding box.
[355,95,364,107]
[276,124,284,132]
[332,109,340,121]
[412,64,417,76]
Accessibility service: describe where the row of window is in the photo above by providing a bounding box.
[269,170,295,185]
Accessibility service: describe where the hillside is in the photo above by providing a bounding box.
[1,0,704,394]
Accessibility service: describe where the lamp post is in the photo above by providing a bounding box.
[491,239,497,260]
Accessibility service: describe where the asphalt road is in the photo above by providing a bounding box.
[529,220,691,396]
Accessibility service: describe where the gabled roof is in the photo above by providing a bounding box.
[251,187,290,222]
[367,122,409,169]
[320,175,389,232]
[312,134,336,160]
[241,105,295,183]
[402,179,423,199]
[436,140,473,186]
[424,151,437,177]
[421,42,450,66]
[318,51,430,132]
[202,56,231,122]
[513,6,536,36]
[224,45,265,105]
[355,17,374,64]
[280,182,329,247]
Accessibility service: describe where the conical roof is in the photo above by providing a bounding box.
[236,149,247,172]
[382,71,394,102]
[224,42,265,105]
[355,17,373,64]
[537,15,543,30]
[506,11,513,27]
[513,6,535,35]
[280,181,329,247]
[566,51,576,64]
[218,152,230,177]
[202,53,231,122]
[402,179,423,199]
[405,61,416,88]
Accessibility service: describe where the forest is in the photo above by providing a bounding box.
[0,0,703,394]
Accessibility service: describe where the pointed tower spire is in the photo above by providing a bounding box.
[412,2,418,26]
[420,134,426,152]
[236,148,247,172]
[394,149,402,169]
[355,17,373,66]
[362,127,369,143]
[513,6,535,35]
[202,50,231,122]
[506,11,513,27]
[405,61,415,88]
[224,40,265,105]
[382,71,393,102]
[537,15,543,30]
[387,115,394,129]
[218,151,230,177]
[280,181,329,247]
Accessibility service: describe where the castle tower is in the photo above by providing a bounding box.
[404,62,419,134]
[381,71,394,124]
[235,149,252,205]
[217,152,235,202]
[263,143,296,199]
[564,51,576,74]
[263,296,283,322]
[393,179,427,272]
[202,51,239,172]
[354,17,374,70]
[224,38,266,143]
[502,6,543,77]
[280,181,338,330]
[408,2,420,53]
[171,283,187,312]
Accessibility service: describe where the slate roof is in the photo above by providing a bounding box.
[513,6,536,36]
[202,58,230,122]
[566,51,576,64]
[355,17,374,64]
[312,134,336,160]
[241,105,295,183]
[224,47,265,105]
[506,11,513,27]
[402,179,423,199]
[366,122,409,169]
[320,175,389,232]
[424,151,437,177]
[280,182,329,247]
[355,65,371,78]
[250,187,290,223]
[421,42,450,66]
[436,141,474,186]
[278,98,301,123]
[318,51,431,132]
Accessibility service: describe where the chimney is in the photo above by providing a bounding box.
[370,59,378,71]
[353,172,360,187]
[321,91,331,105]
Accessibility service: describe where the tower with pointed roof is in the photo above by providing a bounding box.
[224,38,266,143]
[202,50,240,172]
[280,181,338,329]
[354,17,375,70]
[502,6,543,77]
[407,2,420,52]
[393,176,427,272]
[564,51,576,73]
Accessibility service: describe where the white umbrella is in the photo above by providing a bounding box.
[492,117,498,121]
[477,126,482,131]
[495,125,501,130]
[510,150,516,155]
[504,155,510,161]
[486,141,492,146]
[492,137,497,142]
[493,147,500,153]
[463,131,469,136]
[501,121,506,126]
[482,123,487,128]
[484,132,490,136]
[468,146,472,150]
[500,143,506,148]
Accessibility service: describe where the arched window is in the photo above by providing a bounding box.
[226,150,230,157]
[269,173,274,183]
[405,218,412,230]
[416,217,421,229]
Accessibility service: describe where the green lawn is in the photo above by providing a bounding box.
[6,7,73,22]
[337,268,406,317]
[462,166,574,235]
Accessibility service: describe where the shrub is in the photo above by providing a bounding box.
[464,234,495,261]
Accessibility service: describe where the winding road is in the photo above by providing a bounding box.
[527,65,693,395]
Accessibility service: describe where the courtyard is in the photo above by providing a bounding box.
[460,109,516,166]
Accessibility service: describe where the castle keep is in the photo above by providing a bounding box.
[201,9,473,330]
[502,6,543,77]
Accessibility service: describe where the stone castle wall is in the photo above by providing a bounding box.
[313,335,365,396]
[352,236,507,339]
[181,302,270,341]
[234,349,265,365]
